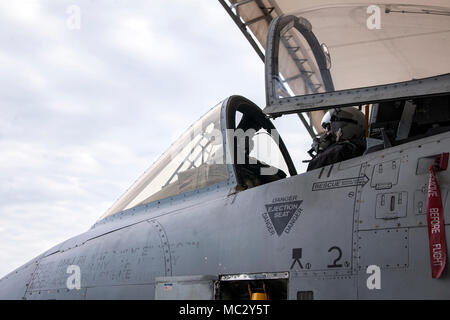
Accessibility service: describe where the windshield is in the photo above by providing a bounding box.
[273,4,450,99]
[100,103,228,219]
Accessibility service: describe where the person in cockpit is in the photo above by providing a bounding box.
[307,107,366,171]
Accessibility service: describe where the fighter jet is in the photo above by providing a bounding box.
[1,0,450,299]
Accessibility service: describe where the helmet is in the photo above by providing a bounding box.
[321,107,365,141]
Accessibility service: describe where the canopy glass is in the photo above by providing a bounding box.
[268,4,450,104]
[100,103,228,219]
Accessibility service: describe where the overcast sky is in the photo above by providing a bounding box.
[0,0,311,278]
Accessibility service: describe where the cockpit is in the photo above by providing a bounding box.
[99,3,450,221]
[100,96,296,220]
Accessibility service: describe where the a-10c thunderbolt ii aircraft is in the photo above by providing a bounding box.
[1,0,450,300]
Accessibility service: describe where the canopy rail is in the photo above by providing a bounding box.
[264,74,450,117]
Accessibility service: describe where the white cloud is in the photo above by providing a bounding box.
[43,44,106,78]
[112,16,180,64]
[0,2,43,24]
[0,0,313,279]
[0,2,63,38]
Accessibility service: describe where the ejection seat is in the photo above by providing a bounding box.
[225,96,296,190]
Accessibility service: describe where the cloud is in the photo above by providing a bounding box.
[0,0,312,278]
[112,16,180,64]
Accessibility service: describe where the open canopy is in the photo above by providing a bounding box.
[222,0,450,53]
[265,4,450,114]
[221,0,450,132]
